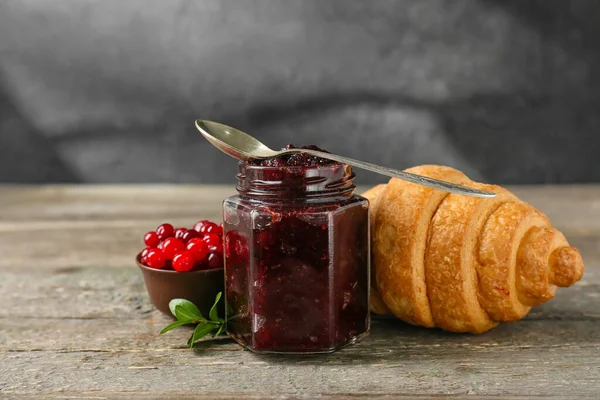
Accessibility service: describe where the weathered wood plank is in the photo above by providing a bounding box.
[0,220,202,269]
[1,266,597,321]
[0,185,597,271]
[0,226,596,270]
[4,395,563,400]
[0,185,232,227]
[0,185,599,231]
[5,394,599,400]
[1,394,569,400]
[0,266,152,319]
[1,340,598,397]
[1,262,598,397]
[2,314,600,353]
[0,185,234,222]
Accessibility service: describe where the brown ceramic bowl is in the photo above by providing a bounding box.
[136,254,225,318]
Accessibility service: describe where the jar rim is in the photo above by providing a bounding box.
[236,160,356,199]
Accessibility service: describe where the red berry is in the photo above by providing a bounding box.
[144,231,160,248]
[186,238,209,261]
[172,251,195,272]
[156,223,175,240]
[207,252,223,269]
[181,229,199,243]
[193,220,210,233]
[208,242,223,253]
[146,248,166,269]
[202,233,221,248]
[198,221,219,236]
[140,247,152,263]
[204,222,222,236]
[174,228,187,240]
[161,237,185,260]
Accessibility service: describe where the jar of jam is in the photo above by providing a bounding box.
[223,146,370,354]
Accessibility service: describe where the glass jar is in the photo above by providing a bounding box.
[222,160,370,354]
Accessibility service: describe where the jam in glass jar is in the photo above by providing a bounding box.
[223,146,370,354]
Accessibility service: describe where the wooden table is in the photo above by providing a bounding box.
[1,185,598,399]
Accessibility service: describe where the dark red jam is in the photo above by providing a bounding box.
[223,147,370,353]
[248,144,337,168]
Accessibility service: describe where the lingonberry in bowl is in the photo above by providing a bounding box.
[144,231,160,248]
[145,248,167,269]
[156,223,175,240]
[136,220,225,317]
[161,237,185,260]
[172,251,195,272]
[174,227,187,240]
[181,229,199,243]
[186,238,209,262]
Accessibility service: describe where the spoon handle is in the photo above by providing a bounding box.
[290,150,495,198]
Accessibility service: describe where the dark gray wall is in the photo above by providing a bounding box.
[1,0,599,184]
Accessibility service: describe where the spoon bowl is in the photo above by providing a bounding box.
[196,120,279,160]
[195,119,496,199]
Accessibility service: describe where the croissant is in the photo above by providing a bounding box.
[363,165,584,333]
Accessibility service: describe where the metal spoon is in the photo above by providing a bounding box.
[195,119,495,198]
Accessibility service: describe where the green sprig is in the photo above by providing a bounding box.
[160,292,226,348]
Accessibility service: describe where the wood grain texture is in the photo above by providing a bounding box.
[0,185,599,398]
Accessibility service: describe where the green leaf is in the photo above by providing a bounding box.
[189,323,216,347]
[175,305,201,322]
[169,299,203,319]
[160,319,190,335]
[209,292,222,322]
[163,296,227,349]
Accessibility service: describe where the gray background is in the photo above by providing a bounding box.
[0,0,598,185]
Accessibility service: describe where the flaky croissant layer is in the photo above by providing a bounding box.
[363,165,584,334]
